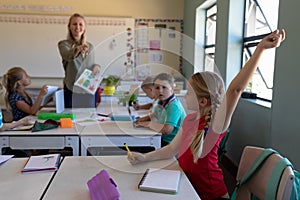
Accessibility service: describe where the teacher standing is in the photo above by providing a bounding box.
[58,13,100,108]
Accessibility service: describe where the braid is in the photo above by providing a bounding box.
[190,111,212,163]
[188,71,225,163]
[189,94,221,163]
[210,93,222,117]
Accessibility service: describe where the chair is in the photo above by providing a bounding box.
[234,146,294,200]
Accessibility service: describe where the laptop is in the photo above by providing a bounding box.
[54,89,65,113]
[128,107,140,128]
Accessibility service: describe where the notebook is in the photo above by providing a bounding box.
[138,168,181,194]
[22,154,61,173]
[128,107,138,128]
[40,85,59,106]
[0,155,14,164]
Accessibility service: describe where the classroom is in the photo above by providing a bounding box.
[0,0,299,199]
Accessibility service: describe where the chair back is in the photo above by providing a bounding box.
[235,146,294,200]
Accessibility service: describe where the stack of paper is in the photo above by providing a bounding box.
[138,168,181,194]
[22,154,61,173]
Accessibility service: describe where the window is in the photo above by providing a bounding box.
[243,0,279,100]
[194,0,217,73]
[204,4,217,72]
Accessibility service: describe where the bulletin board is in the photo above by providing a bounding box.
[0,14,135,78]
[135,19,183,80]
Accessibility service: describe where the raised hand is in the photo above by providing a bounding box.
[259,29,286,50]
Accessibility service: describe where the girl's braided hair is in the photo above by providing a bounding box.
[189,71,225,162]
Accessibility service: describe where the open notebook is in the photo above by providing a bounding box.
[40,85,59,106]
[22,154,61,173]
[138,168,181,194]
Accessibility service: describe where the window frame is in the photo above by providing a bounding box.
[204,3,217,72]
[242,0,279,101]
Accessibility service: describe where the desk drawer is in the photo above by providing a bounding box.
[81,135,160,147]
[9,136,65,149]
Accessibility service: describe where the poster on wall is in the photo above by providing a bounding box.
[149,40,160,50]
[135,18,184,77]
[136,22,149,53]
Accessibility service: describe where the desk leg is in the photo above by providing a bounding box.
[150,136,161,149]
[65,136,79,156]
[0,136,9,155]
[81,141,87,156]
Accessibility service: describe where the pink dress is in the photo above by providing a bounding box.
[178,113,228,200]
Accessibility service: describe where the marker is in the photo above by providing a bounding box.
[124,143,135,160]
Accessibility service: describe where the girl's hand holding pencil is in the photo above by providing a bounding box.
[125,143,147,165]
[124,143,134,160]
[127,152,146,165]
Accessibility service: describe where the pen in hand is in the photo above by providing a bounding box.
[124,143,135,160]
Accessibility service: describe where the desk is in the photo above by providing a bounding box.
[79,103,161,156]
[43,156,200,200]
[0,128,80,156]
[0,108,101,156]
[0,106,160,156]
[79,121,161,156]
[0,157,55,200]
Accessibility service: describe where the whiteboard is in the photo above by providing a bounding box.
[0,14,135,78]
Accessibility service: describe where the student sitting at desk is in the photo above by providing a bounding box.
[1,67,48,121]
[133,76,157,110]
[135,73,186,146]
[0,83,34,131]
[128,30,286,200]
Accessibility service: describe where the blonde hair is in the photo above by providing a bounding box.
[2,67,26,110]
[67,13,87,46]
[189,71,225,162]
[0,82,4,96]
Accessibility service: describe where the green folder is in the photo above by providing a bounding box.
[37,112,76,120]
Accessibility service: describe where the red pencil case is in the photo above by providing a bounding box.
[87,169,120,200]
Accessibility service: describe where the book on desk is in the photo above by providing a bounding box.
[22,154,61,173]
[138,168,181,194]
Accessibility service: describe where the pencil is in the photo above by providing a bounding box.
[124,143,135,160]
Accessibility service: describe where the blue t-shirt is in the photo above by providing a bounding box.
[154,94,186,143]
[9,92,32,121]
